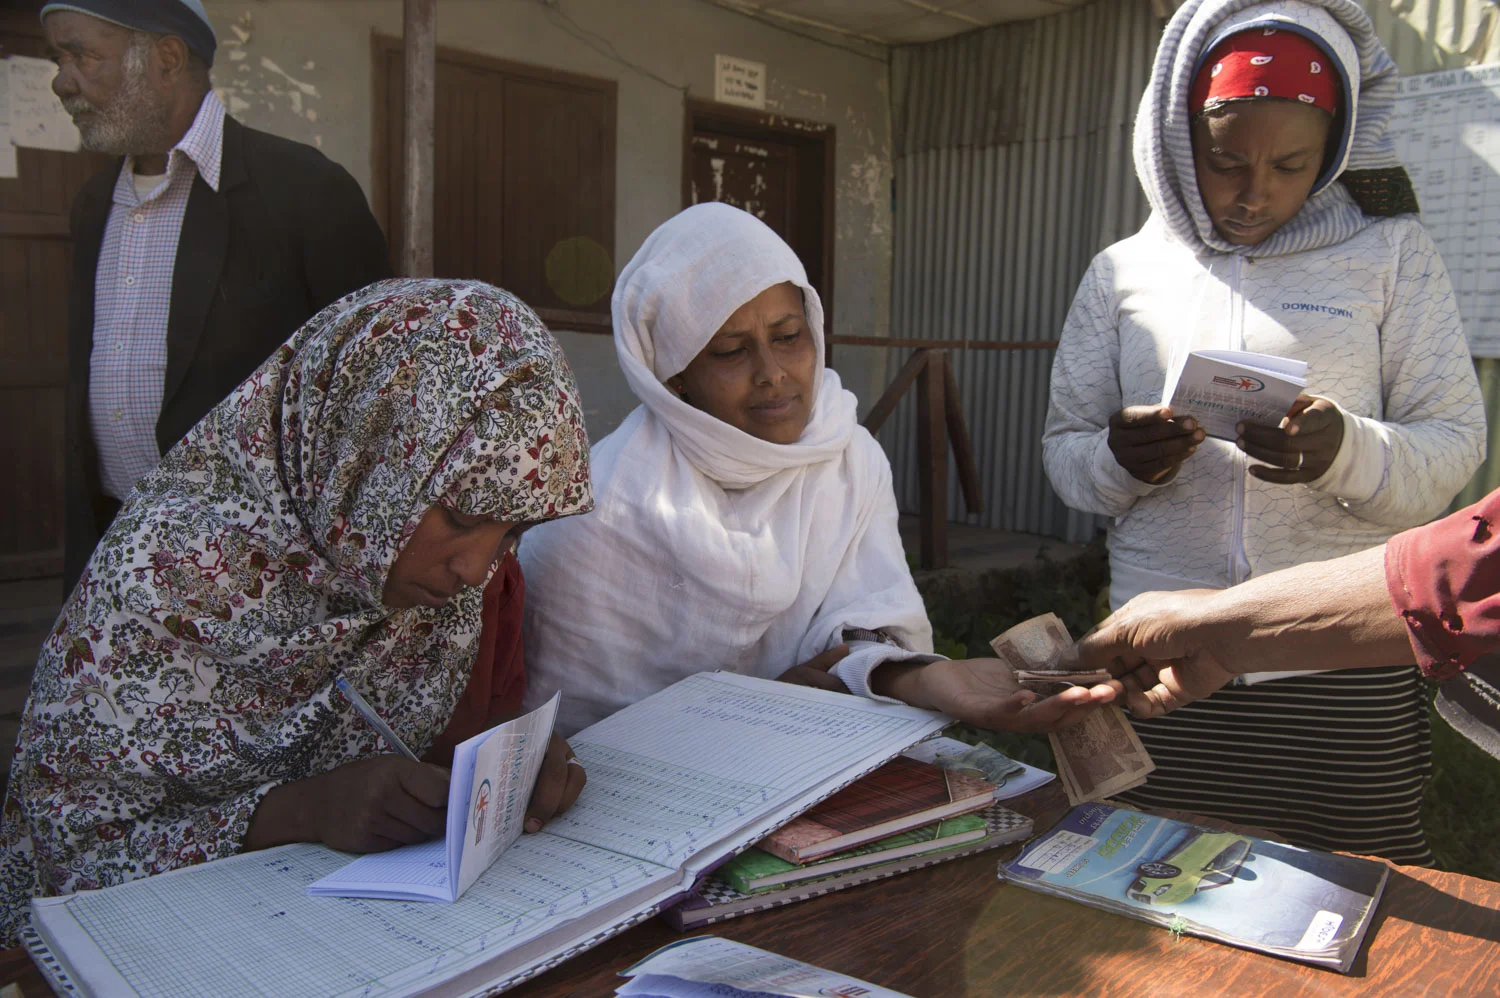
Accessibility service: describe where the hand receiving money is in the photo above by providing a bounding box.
[991,614,1156,806]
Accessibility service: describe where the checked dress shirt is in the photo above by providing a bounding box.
[88,90,225,501]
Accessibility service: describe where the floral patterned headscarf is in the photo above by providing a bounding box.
[0,279,592,940]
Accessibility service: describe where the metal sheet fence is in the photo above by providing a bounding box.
[881,0,1163,542]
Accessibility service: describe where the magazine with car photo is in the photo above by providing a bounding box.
[1000,804,1389,972]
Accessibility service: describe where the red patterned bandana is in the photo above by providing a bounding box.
[1191,28,1340,116]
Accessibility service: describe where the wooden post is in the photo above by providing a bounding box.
[915,349,949,570]
[401,0,437,277]
[942,352,983,515]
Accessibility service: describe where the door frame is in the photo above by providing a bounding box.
[683,99,836,339]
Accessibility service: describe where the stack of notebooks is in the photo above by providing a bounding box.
[667,751,1033,929]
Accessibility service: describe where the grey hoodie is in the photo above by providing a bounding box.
[1043,0,1486,678]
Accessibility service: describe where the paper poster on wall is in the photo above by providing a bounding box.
[1389,62,1500,357]
[0,58,17,179]
[715,54,766,110]
[8,54,80,153]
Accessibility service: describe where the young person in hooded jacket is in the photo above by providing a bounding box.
[1042,0,1486,863]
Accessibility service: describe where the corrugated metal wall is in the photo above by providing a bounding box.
[883,0,1164,542]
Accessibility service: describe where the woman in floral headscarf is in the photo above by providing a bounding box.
[0,279,593,942]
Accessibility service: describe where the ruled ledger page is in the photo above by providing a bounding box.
[31,673,945,998]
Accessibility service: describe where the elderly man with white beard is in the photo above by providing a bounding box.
[43,0,391,594]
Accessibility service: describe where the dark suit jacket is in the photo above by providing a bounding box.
[64,114,393,591]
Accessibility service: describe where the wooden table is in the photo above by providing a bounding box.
[2,787,1497,997]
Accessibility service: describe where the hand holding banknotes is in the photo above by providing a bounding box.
[1107,405,1206,484]
[990,615,1155,804]
[872,656,1115,732]
[1071,589,1241,719]
[1237,394,1345,484]
[1073,545,1409,718]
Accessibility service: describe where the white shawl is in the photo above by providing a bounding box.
[521,203,935,735]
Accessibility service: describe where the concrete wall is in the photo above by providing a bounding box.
[199,0,894,439]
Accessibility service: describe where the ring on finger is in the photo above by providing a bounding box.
[565,756,585,768]
[1295,451,1304,471]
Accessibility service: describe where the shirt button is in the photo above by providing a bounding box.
[112,409,123,421]
[114,343,124,352]
[124,276,136,286]
[133,213,145,223]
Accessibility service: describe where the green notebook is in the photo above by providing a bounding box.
[722,812,988,893]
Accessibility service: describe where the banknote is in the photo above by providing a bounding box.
[990,614,1155,805]
[988,613,1073,673]
[934,742,1025,788]
[1013,669,1114,688]
[1048,706,1155,806]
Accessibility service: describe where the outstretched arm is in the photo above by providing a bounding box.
[1074,545,1409,717]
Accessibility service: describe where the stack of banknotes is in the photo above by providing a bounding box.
[989,613,1155,805]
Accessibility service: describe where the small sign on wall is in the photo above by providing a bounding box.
[715,54,766,110]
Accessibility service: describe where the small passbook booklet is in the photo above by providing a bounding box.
[306,693,559,903]
[26,673,951,998]
[757,755,995,863]
[1000,803,1388,973]
[1162,349,1307,441]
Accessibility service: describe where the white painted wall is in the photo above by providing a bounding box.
[200,0,894,439]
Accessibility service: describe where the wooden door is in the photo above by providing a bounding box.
[373,39,617,332]
[0,12,112,581]
[688,132,799,241]
[684,100,835,334]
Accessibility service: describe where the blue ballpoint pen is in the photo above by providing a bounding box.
[334,676,420,761]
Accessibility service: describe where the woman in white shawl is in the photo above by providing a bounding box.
[522,203,1109,736]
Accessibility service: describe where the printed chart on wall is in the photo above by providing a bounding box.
[1388,63,1500,357]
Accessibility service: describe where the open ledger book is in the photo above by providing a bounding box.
[307,694,559,903]
[25,673,949,998]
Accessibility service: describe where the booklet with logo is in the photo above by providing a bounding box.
[306,693,560,903]
[1000,803,1388,973]
[1161,349,1307,441]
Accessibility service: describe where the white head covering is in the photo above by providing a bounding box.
[521,204,932,735]
[1134,0,1405,257]
[612,201,857,487]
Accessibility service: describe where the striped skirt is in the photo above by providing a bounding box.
[1115,665,1434,866]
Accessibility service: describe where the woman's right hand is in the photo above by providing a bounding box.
[1108,405,1205,484]
[247,756,450,853]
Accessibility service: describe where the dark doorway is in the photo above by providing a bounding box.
[0,11,113,582]
[684,100,835,336]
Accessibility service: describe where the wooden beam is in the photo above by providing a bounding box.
[860,349,929,435]
[915,350,949,570]
[401,0,436,277]
[942,352,983,515]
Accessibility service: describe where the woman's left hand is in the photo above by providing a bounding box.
[525,733,587,833]
[1237,395,1345,484]
[873,658,1116,732]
